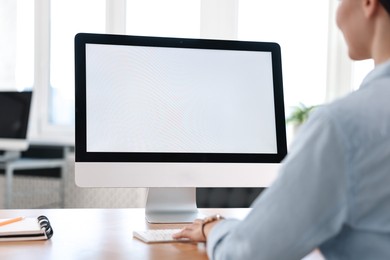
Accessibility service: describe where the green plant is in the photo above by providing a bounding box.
[286,103,317,125]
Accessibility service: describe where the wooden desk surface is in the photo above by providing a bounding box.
[0,208,250,260]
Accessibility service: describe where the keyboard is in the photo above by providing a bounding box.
[133,229,190,243]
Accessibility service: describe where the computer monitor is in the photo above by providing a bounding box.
[0,91,32,161]
[75,33,287,223]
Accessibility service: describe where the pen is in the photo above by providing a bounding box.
[0,217,25,227]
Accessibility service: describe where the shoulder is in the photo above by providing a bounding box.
[305,83,390,158]
[325,83,390,129]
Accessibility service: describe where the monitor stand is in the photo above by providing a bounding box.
[145,187,202,223]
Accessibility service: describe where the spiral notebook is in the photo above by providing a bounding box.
[0,215,53,241]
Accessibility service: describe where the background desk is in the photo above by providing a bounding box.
[0,158,66,209]
[0,208,323,260]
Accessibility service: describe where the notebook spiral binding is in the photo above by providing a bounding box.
[37,215,54,239]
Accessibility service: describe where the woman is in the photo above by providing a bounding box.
[174,0,390,259]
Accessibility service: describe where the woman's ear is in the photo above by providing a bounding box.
[362,0,380,18]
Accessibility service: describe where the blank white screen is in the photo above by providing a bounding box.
[86,44,277,154]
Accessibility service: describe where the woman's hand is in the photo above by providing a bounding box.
[172,218,222,242]
[173,219,206,242]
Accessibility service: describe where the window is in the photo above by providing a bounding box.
[238,0,330,110]
[5,0,361,143]
[0,0,34,91]
[127,0,200,38]
[50,0,105,126]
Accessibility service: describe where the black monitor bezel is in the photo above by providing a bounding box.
[75,33,287,163]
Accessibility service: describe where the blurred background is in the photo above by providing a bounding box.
[0,0,374,209]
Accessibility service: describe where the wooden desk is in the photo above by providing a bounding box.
[0,208,323,260]
[0,208,250,260]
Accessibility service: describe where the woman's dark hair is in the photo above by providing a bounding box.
[380,0,390,15]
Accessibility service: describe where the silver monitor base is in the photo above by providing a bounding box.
[145,187,203,223]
